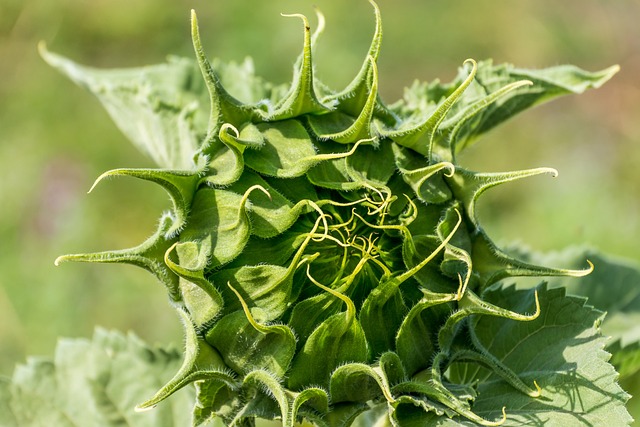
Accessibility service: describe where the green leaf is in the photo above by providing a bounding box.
[307,58,379,144]
[201,124,249,187]
[322,0,383,117]
[237,371,329,427]
[287,281,369,390]
[211,57,272,106]
[165,241,224,327]
[179,186,267,269]
[244,120,363,179]
[396,302,450,377]
[227,170,314,238]
[446,285,632,426]
[446,166,558,229]
[244,120,317,177]
[380,59,477,157]
[608,340,640,380]
[54,214,180,301]
[436,60,620,157]
[211,215,323,322]
[193,380,241,426]
[288,291,344,348]
[212,263,300,322]
[0,329,195,427]
[40,44,206,170]
[470,230,593,289]
[330,363,394,405]
[225,228,307,269]
[306,141,362,191]
[137,309,230,411]
[393,143,454,204]
[525,247,640,379]
[260,14,330,120]
[190,11,256,135]
[89,168,201,237]
[345,140,397,188]
[205,284,296,378]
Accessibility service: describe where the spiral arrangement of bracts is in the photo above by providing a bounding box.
[44,1,619,425]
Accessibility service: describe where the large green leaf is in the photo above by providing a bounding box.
[442,285,632,426]
[524,247,640,379]
[40,46,208,170]
[528,248,640,339]
[0,329,204,427]
[432,60,619,159]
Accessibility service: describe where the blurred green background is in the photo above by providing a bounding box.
[1,0,638,422]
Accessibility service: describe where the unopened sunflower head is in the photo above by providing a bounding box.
[43,1,618,425]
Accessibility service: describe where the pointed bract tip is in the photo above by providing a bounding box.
[37,40,48,57]
[134,403,156,413]
[368,0,381,17]
[88,171,110,193]
[37,40,59,67]
[88,168,137,193]
[586,64,621,89]
[602,64,621,79]
[54,255,67,266]
[190,10,200,37]
[567,259,595,277]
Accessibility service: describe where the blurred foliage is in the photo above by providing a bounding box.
[1,0,638,423]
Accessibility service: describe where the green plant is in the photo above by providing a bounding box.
[3,1,639,426]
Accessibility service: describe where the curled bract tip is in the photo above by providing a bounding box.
[463,58,477,68]
[479,406,508,426]
[442,162,456,177]
[542,167,559,178]
[220,123,240,137]
[53,255,67,267]
[532,380,542,398]
[241,184,271,204]
[531,290,541,320]
[281,13,309,26]
[585,259,595,275]
[498,407,508,425]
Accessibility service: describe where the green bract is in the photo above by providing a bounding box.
[40,2,630,426]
